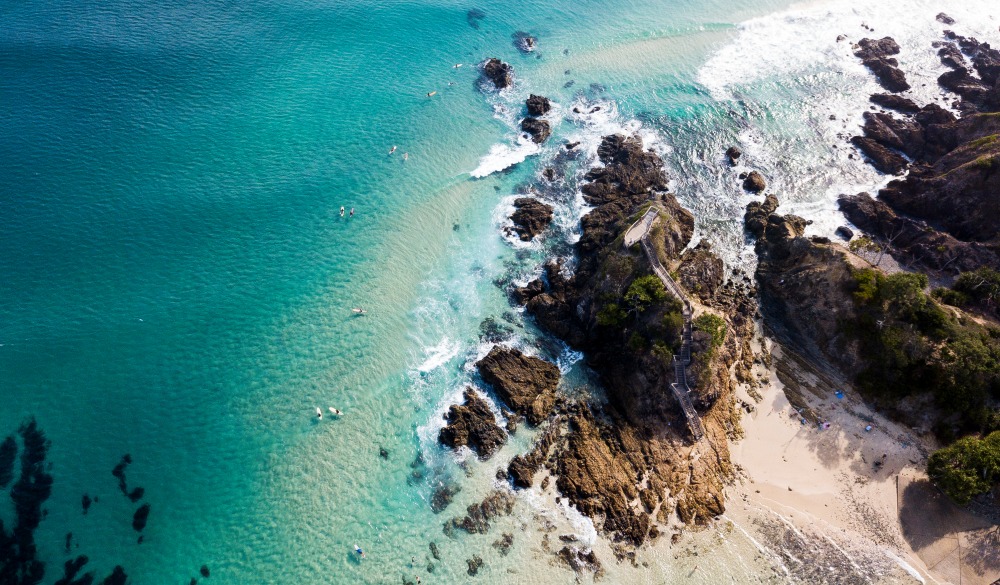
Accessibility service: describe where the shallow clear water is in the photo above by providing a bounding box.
[1,0,997,582]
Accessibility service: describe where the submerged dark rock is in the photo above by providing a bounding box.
[438,389,507,460]
[101,566,128,585]
[430,483,460,514]
[466,555,483,576]
[0,435,15,488]
[481,58,513,90]
[200,565,210,578]
[132,503,150,532]
[127,487,145,503]
[466,8,485,29]
[492,532,514,556]
[445,490,516,535]
[429,541,441,560]
[82,493,92,514]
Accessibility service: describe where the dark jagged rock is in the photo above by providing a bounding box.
[508,198,553,241]
[521,117,551,143]
[746,197,861,371]
[512,278,545,305]
[937,44,966,69]
[854,37,910,92]
[438,389,507,460]
[512,31,537,53]
[430,483,459,513]
[476,347,560,425]
[481,58,513,90]
[835,226,854,240]
[526,94,551,116]
[564,141,580,150]
[850,136,908,174]
[466,555,483,576]
[492,532,514,556]
[725,146,742,164]
[936,13,955,25]
[870,93,920,113]
[839,192,1000,274]
[200,565,210,578]
[744,194,779,238]
[132,503,150,532]
[0,435,15,487]
[445,490,516,535]
[678,240,725,301]
[742,170,766,192]
[507,419,559,488]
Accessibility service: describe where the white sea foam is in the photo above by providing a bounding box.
[415,336,461,373]
[470,135,541,178]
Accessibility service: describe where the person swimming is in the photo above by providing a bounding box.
[403,152,408,161]
[315,407,323,420]
[453,63,462,68]
[352,308,367,314]
[426,91,436,97]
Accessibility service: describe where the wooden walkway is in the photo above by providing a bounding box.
[626,207,704,441]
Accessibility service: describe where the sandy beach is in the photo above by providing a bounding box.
[726,338,1000,585]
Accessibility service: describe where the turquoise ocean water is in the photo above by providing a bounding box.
[2,0,997,582]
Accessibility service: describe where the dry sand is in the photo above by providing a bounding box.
[726,339,1000,585]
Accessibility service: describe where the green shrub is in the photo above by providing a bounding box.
[597,303,627,327]
[694,313,727,350]
[624,275,668,312]
[928,431,1000,505]
[932,287,968,307]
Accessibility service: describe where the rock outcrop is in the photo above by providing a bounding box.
[725,146,742,164]
[854,37,910,92]
[526,94,551,116]
[508,198,553,241]
[481,58,513,90]
[521,117,551,143]
[438,389,507,460]
[742,170,766,192]
[746,197,861,372]
[476,347,560,425]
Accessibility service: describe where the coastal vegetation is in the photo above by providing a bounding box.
[847,268,1000,436]
[927,430,1000,504]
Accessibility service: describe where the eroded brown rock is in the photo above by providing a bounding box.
[438,388,507,460]
[476,347,560,425]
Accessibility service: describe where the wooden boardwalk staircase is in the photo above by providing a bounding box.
[625,207,705,441]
